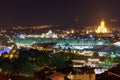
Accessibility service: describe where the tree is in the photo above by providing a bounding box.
[0,58,14,76]
[92,51,99,58]
[50,53,68,71]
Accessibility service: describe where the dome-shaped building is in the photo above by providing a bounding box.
[95,20,110,33]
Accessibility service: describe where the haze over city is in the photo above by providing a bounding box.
[0,0,120,25]
[0,0,120,80]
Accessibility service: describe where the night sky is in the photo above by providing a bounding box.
[0,0,120,25]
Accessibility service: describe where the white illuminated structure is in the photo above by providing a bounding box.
[41,30,58,38]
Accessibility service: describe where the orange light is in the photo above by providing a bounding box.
[95,20,110,33]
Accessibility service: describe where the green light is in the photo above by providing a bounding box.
[110,54,117,58]
[101,61,112,66]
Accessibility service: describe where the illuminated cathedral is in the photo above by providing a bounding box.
[95,20,110,33]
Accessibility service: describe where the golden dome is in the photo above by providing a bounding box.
[95,20,110,33]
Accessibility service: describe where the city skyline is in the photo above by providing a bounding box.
[0,0,120,25]
[0,1,120,79]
